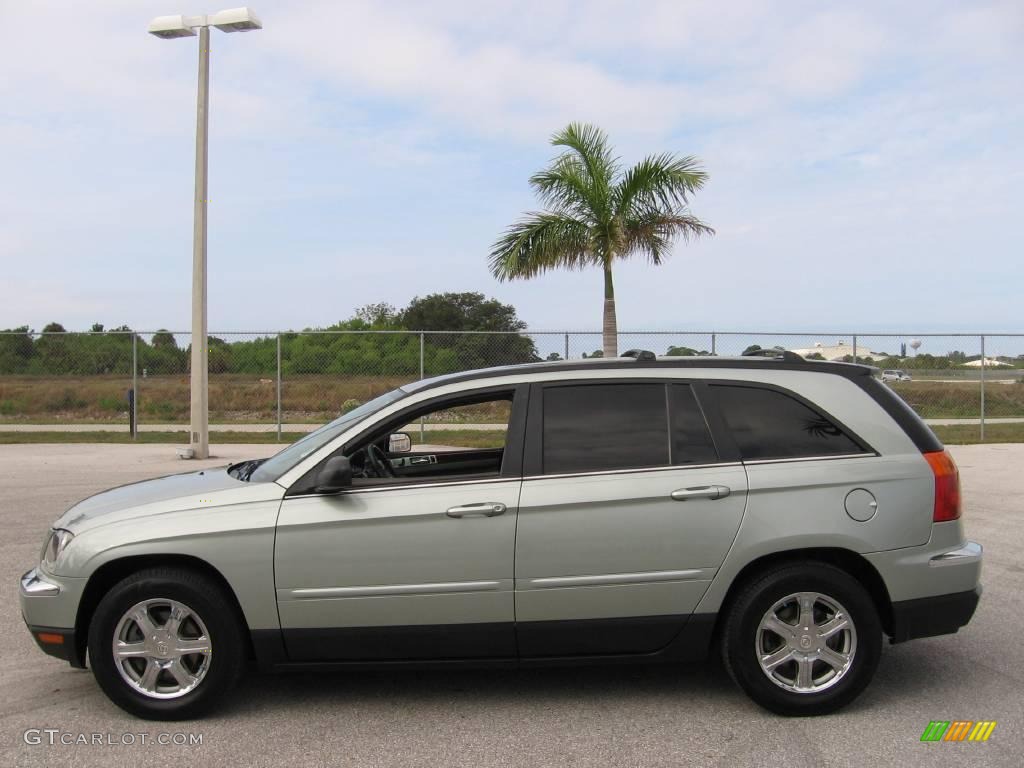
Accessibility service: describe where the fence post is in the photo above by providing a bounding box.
[131,333,138,440]
[419,332,425,443]
[276,334,282,443]
[980,335,986,441]
[564,333,569,361]
[711,333,716,356]
[852,335,857,363]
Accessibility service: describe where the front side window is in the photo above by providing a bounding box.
[712,384,865,460]
[249,388,407,482]
[543,383,669,474]
[348,392,515,486]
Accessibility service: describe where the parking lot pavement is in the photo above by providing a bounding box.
[1,443,1022,767]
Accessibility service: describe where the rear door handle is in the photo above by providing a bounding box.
[671,485,731,501]
[446,502,507,518]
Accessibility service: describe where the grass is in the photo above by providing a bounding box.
[4,375,1024,423]
[0,374,410,423]
[0,431,294,444]
[0,426,1016,446]
[2,374,1023,446]
[0,429,510,448]
[0,374,511,424]
[889,380,1024,418]
[2,425,1015,446]
[930,423,1024,444]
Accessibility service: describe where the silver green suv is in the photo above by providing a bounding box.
[20,354,982,720]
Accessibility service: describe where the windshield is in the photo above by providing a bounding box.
[249,388,407,483]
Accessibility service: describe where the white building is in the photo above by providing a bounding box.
[962,357,1011,368]
[789,340,888,362]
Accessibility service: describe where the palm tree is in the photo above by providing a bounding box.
[489,123,714,358]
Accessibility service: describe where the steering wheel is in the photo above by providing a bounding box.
[366,443,397,478]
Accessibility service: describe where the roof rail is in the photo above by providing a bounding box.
[741,348,806,363]
[621,349,657,361]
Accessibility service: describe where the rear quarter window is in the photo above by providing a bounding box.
[855,376,943,452]
[711,384,868,461]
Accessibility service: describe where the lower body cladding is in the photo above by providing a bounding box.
[251,588,981,671]
[250,613,720,671]
[889,587,981,643]
[270,568,718,667]
[28,593,981,673]
[24,625,84,667]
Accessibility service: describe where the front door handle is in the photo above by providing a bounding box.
[671,485,731,501]
[446,502,507,518]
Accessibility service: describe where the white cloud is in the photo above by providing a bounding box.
[2,0,1022,332]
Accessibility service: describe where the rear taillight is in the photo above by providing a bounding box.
[923,449,961,522]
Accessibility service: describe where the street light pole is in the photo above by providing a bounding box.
[191,24,210,458]
[149,8,262,459]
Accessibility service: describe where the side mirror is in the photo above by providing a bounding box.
[388,432,412,454]
[315,455,352,493]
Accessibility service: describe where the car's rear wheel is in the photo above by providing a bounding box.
[88,567,245,720]
[722,562,881,716]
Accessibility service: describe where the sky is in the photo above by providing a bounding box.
[2,0,1022,334]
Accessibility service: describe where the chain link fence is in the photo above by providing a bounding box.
[1,330,1022,442]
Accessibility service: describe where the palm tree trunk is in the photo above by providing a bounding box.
[602,262,617,358]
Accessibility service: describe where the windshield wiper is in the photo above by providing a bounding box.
[230,459,266,482]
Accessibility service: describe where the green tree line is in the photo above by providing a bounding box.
[0,293,539,377]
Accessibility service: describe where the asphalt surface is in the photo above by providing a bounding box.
[0,443,1021,767]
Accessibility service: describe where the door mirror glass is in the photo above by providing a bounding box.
[388,432,412,454]
[315,455,352,493]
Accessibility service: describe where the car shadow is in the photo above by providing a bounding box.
[226,659,741,716]
[217,638,983,720]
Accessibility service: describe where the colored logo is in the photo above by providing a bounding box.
[921,721,997,742]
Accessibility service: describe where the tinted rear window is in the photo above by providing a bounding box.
[543,384,669,473]
[669,384,719,464]
[712,384,866,460]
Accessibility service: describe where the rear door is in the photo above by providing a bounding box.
[514,379,748,657]
[704,381,928,550]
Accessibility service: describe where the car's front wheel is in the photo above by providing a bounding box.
[88,567,246,720]
[722,562,882,716]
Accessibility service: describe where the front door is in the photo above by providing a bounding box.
[275,386,526,662]
[514,380,748,656]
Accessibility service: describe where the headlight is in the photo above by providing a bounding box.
[41,529,74,567]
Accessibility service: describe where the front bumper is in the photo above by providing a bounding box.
[20,568,87,668]
[23,623,82,666]
[890,585,982,643]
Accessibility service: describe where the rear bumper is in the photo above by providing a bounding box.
[864,532,982,604]
[889,585,981,643]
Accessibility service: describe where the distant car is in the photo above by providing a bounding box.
[881,369,911,382]
[21,354,980,720]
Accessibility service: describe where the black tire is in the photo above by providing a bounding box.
[721,562,882,716]
[88,567,246,720]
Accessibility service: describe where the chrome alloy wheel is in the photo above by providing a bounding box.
[756,591,857,694]
[111,598,212,699]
